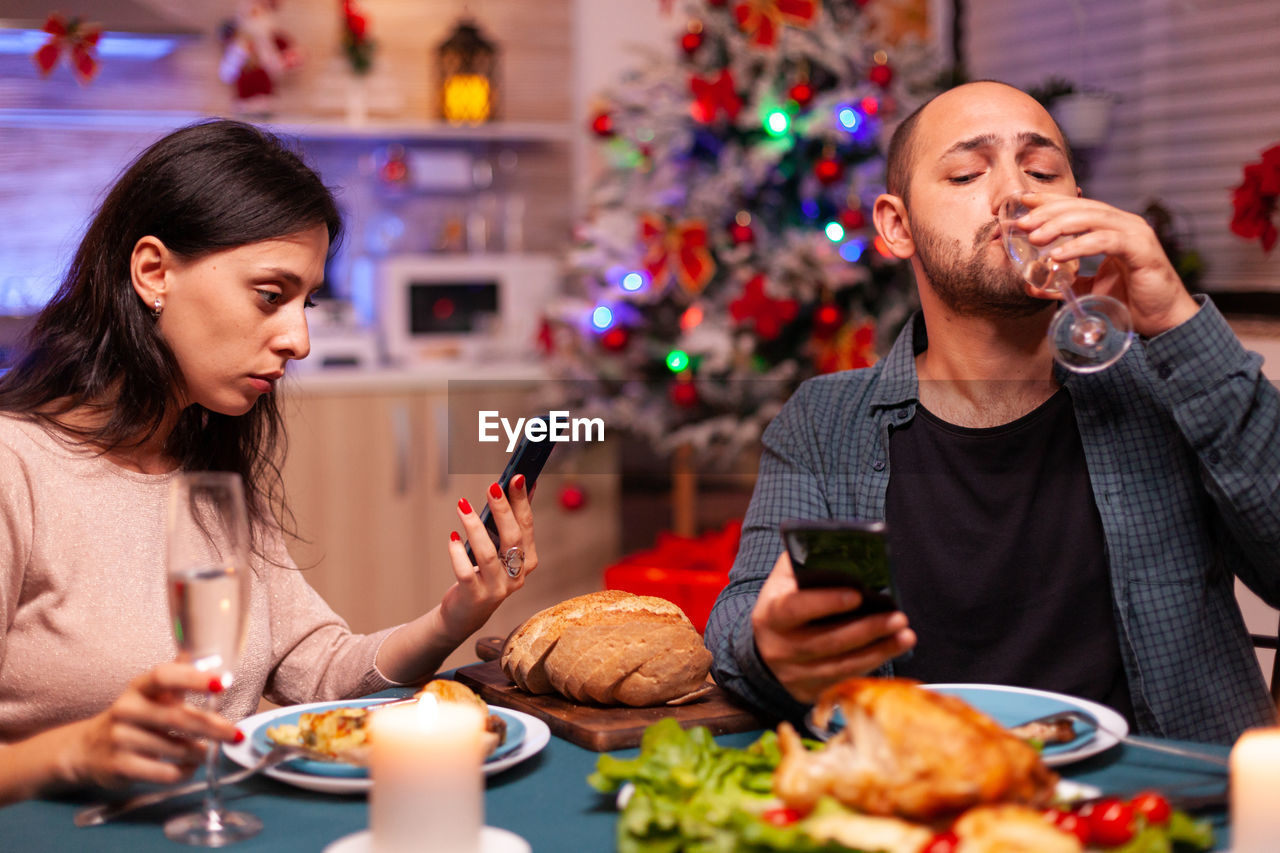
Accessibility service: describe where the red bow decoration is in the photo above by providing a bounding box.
[32,13,102,84]
[729,274,799,340]
[689,69,742,124]
[816,319,878,374]
[733,0,820,49]
[1230,143,1280,253]
[639,214,716,295]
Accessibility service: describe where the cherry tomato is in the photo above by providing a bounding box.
[1044,807,1091,845]
[761,807,803,827]
[1130,791,1173,826]
[920,830,960,853]
[1078,798,1136,847]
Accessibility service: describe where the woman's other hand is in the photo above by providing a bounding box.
[0,662,239,804]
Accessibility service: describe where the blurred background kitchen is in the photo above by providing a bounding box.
[2,0,1278,674]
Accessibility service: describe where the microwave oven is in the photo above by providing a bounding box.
[378,253,560,365]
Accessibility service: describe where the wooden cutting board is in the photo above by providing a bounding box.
[456,639,769,752]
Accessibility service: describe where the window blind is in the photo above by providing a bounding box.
[963,0,1280,295]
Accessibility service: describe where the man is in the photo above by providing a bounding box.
[705,81,1280,744]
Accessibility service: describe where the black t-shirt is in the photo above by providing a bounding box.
[886,389,1134,724]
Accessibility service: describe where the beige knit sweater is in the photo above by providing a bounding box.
[0,414,401,743]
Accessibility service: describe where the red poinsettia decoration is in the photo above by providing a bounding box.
[342,0,375,74]
[639,214,716,295]
[32,13,102,84]
[729,274,798,340]
[689,69,742,124]
[1230,144,1280,253]
[733,0,820,49]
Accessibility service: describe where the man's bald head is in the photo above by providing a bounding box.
[885,81,1074,207]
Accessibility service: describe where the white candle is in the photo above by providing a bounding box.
[369,696,487,853]
[1231,727,1280,853]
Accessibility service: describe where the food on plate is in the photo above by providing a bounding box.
[775,678,1059,821]
[267,704,372,764]
[589,709,1215,853]
[265,679,506,764]
[1007,715,1078,747]
[416,679,508,755]
[500,590,713,706]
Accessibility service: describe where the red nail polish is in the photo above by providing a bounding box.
[233,729,245,745]
[512,474,525,490]
[450,530,461,542]
[208,677,223,694]
[458,497,472,514]
[489,482,503,500]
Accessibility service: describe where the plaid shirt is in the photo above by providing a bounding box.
[707,298,1280,744]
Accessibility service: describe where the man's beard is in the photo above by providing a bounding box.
[914,216,1055,319]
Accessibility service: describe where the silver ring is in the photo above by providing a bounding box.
[502,546,525,578]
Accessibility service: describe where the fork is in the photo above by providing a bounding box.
[1021,709,1230,769]
[74,744,311,828]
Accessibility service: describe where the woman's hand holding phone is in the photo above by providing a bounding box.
[440,473,539,643]
[751,549,916,704]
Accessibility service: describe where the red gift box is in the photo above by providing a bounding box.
[603,520,741,632]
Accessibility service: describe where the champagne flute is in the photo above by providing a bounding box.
[999,193,1134,372]
[164,471,260,846]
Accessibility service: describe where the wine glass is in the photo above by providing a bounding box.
[999,193,1134,372]
[164,471,260,846]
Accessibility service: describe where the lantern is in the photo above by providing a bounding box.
[436,18,497,125]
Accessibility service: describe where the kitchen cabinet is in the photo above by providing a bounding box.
[278,370,620,673]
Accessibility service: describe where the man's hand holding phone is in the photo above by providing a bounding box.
[751,521,916,703]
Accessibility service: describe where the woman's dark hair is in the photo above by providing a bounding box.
[0,119,342,552]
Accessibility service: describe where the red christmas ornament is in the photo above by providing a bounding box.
[814,156,844,185]
[869,62,894,88]
[813,303,844,336]
[681,30,704,54]
[558,484,587,512]
[600,327,630,351]
[787,81,814,108]
[591,111,615,137]
[670,381,699,408]
[729,220,755,245]
[839,207,866,231]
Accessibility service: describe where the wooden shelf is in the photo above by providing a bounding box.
[0,108,574,144]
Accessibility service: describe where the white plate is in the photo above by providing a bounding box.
[224,700,550,794]
[807,683,1128,767]
[324,826,530,853]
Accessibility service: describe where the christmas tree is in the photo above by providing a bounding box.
[546,0,939,463]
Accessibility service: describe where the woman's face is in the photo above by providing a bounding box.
[156,225,328,416]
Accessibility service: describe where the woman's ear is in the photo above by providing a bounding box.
[872,193,915,260]
[130,236,168,310]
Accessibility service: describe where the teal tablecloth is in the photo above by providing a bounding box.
[0,693,1232,852]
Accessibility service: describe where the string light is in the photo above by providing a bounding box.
[592,305,615,330]
[666,349,690,372]
[824,221,845,242]
[765,109,791,137]
[839,239,866,262]
[837,106,862,131]
[621,271,647,292]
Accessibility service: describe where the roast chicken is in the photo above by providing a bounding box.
[774,678,1059,822]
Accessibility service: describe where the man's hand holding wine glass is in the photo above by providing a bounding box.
[1011,192,1201,339]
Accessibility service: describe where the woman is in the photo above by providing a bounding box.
[0,119,537,805]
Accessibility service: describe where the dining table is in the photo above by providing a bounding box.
[0,685,1234,852]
